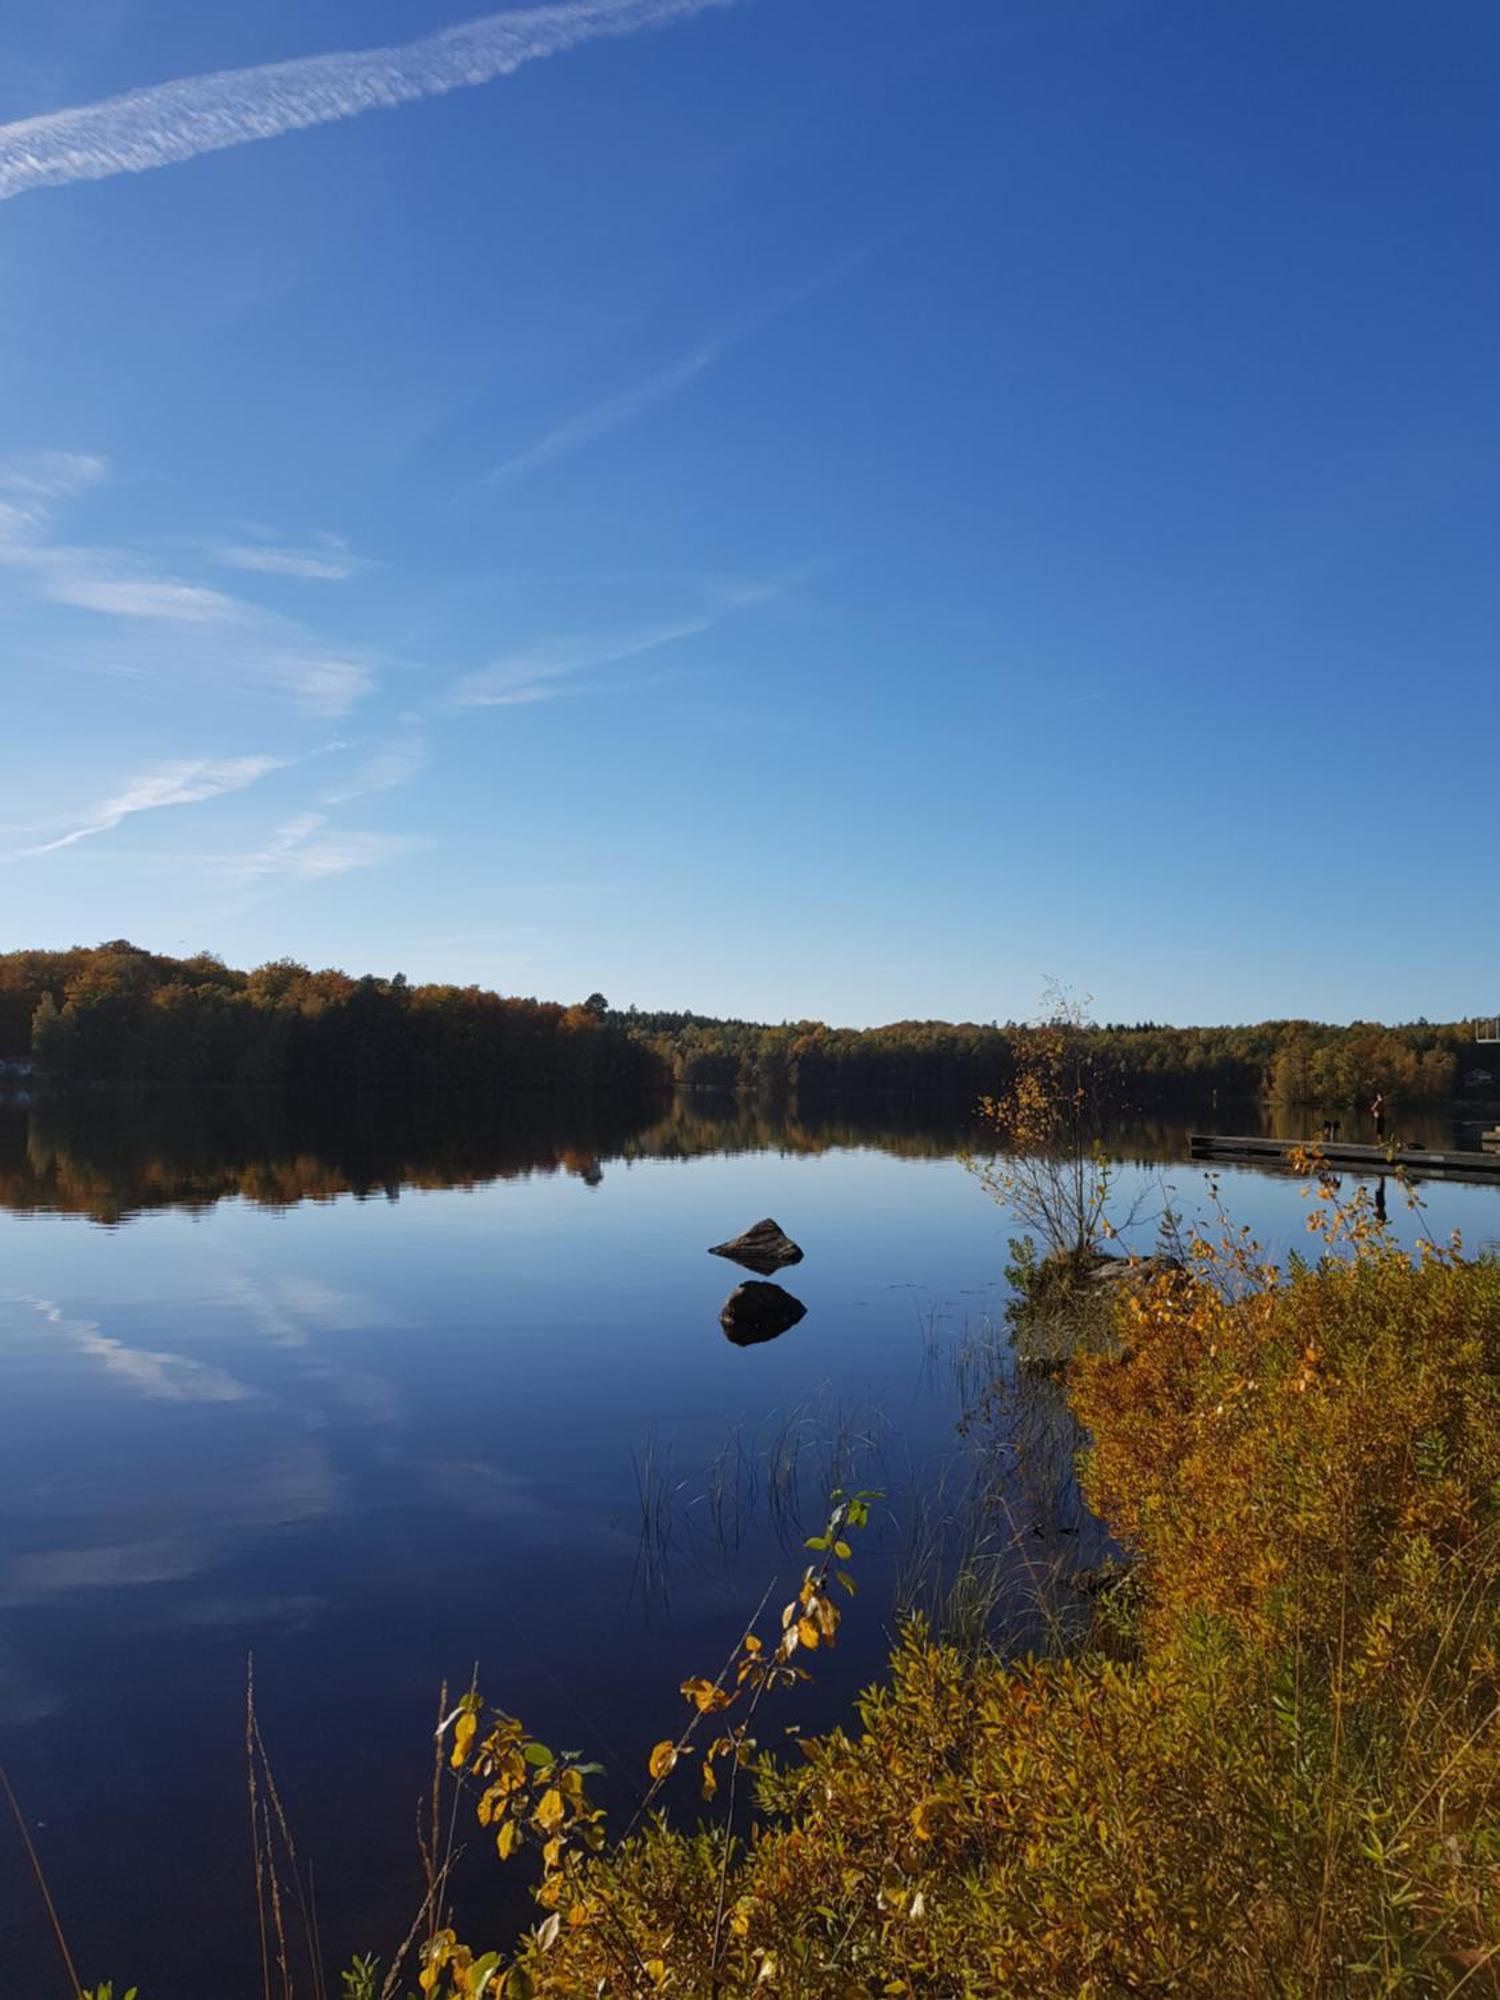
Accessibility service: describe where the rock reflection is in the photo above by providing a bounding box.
[718,1281,808,1347]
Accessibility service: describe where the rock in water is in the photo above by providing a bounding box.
[719,1282,807,1347]
[1085,1251,1182,1292]
[708,1217,804,1275]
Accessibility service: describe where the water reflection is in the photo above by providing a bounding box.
[718,1280,808,1346]
[0,1089,1495,1990]
[1,1089,1487,1228]
[0,1090,654,1222]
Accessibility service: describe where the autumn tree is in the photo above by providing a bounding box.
[971,985,1121,1263]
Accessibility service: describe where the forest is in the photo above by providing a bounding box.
[0,943,658,1096]
[0,942,1480,1106]
[617,1005,1474,1108]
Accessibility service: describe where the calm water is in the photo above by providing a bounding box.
[1,1091,1496,1990]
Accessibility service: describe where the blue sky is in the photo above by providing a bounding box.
[1,0,1496,1027]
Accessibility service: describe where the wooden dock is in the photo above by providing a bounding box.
[1189,1134,1500,1183]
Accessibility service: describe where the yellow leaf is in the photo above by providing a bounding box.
[534,1786,565,1832]
[451,1711,477,1770]
[796,1616,820,1650]
[681,1676,731,1714]
[701,1758,719,1802]
[496,1818,520,1861]
[648,1740,679,1781]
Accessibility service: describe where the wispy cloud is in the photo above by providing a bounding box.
[444,581,776,707]
[486,251,872,486]
[489,341,724,485]
[0,1432,337,1607]
[48,573,244,621]
[447,615,715,708]
[223,812,426,883]
[12,756,284,860]
[0,0,737,205]
[254,651,376,716]
[211,532,365,582]
[30,1299,256,1404]
[322,735,430,804]
[0,451,109,501]
[0,455,378,715]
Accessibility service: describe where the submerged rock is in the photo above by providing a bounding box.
[719,1281,807,1347]
[708,1217,805,1275]
[1084,1251,1182,1291]
[1068,1556,1133,1599]
[1009,1250,1180,1375]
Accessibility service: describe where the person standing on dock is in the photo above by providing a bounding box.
[1370,1091,1386,1141]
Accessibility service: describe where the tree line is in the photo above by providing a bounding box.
[0,943,1480,1106]
[0,943,658,1096]
[615,1006,1477,1108]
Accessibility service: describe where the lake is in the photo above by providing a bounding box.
[2,1090,1496,1990]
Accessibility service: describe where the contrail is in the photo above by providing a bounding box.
[0,0,737,204]
[489,340,723,484]
[487,247,872,483]
[13,757,284,858]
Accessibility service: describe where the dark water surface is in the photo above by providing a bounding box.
[1,1091,1496,1990]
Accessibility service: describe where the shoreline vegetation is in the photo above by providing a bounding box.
[36,991,1497,1997]
[0,942,1489,1110]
